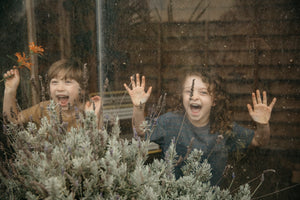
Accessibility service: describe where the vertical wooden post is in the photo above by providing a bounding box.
[204,20,208,67]
[252,1,259,90]
[167,0,173,22]
[157,23,162,99]
[25,0,39,105]
[96,0,104,98]
[58,0,71,59]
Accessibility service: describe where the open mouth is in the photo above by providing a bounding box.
[190,103,202,113]
[57,95,69,106]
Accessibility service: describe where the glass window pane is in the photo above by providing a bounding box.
[0,0,299,199]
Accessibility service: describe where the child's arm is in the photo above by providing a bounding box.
[124,74,152,137]
[247,90,277,147]
[3,68,23,124]
[85,95,103,128]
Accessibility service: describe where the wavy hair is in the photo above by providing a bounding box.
[173,67,233,135]
[47,58,88,103]
[47,59,84,89]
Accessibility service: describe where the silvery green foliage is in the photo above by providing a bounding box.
[0,101,251,199]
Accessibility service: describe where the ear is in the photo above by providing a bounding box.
[211,95,216,107]
[212,101,216,107]
[211,96,216,107]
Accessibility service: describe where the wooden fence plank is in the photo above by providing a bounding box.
[129,51,158,65]
[257,66,300,80]
[271,124,300,138]
[231,96,300,110]
[266,138,300,150]
[233,111,300,123]
[259,51,300,65]
[162,23,206,38]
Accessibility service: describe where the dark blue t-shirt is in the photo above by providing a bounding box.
[147,112,254,185]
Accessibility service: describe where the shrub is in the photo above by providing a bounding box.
[0,101,251,200]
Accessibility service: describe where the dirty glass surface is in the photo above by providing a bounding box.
[0,0,299,199]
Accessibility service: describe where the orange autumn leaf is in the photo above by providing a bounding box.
[15,52,32,71]
[21,61,33,71]
[29,42,44,55]
[15,52,29,63]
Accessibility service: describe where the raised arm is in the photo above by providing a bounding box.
[124,73,152,137]
[3,68,22,124]
[247,90,277,147]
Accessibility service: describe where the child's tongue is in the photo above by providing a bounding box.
[190,105,201,113]
[59,97,69,106]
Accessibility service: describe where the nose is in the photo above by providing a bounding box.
[56,82,65,91]
[190,91,200,101]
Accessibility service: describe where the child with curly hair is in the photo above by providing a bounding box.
[3,59,102,131]
[124,69,276,185]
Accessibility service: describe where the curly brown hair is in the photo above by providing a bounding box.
[173,67,233,135]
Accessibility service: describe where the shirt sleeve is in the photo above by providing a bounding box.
[145,116,166,147]
[19,101,49,125]
[226,122,255,152]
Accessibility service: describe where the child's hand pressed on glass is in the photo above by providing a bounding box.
[124,73,152,107]
[247,90,277,124]
[3,68,20,91]
[85,95,102,115]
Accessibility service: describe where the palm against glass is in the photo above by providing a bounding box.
[124,74,152,107]
[247,90,277,124]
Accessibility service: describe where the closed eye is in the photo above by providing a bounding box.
[65,79,73,84]
[50,80,58,84]
[198,90,209,95]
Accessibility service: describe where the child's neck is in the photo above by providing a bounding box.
[187,117,209,128]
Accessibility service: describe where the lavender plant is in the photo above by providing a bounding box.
[0,101,251,199]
